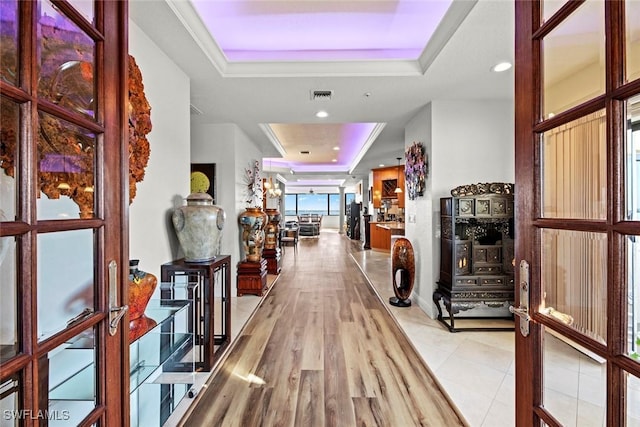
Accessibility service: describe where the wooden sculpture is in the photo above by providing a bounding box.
[390,237,415,307]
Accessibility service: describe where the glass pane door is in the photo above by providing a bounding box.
[515,1,640,425]
[0,0,128,425]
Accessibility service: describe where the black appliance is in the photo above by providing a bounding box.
[348,201,361,240]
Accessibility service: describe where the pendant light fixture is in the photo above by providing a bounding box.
[264,160,282,198]
[394,157,403,193]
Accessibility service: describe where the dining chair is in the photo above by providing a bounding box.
[279,227,298,253]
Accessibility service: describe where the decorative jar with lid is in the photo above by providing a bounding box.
[172,192,225,262]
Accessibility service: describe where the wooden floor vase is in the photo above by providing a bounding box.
[390,237,415,307]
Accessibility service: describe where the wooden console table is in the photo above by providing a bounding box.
[160,256,231,371]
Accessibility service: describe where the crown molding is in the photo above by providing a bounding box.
[168,0,477,78]
[349,123,386,175]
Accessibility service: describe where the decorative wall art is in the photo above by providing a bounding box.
[190,163,216,202]
[127,54,153,204]
[404,142,427,200]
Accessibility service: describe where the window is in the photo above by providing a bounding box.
[329,194,340,215]
[284,193,355,216]
[284,194,297,216]
[345,192,355,206]
[297,193,327,215]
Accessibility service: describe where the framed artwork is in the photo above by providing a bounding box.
[190,163,216,203]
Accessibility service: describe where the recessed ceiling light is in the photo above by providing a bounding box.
[333,146,340,151]
[316,110,329,118]
[332,159,337,162]
[379,164,385,167]
[491,61,512,72]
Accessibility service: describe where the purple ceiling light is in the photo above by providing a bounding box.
[191,0,453,62]
[267,122,379,173]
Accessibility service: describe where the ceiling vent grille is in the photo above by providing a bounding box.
[300,150,310,154]
[310,90,333,100]
[190,104,203,115]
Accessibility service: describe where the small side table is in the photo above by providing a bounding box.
[160,256,231,371]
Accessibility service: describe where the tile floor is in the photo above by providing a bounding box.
[351,246,639,427]
[165,233,638,427]
[350,248,517,427]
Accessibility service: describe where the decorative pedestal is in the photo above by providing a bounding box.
[363,214,372,249]
[237,259,268,296]
[262,248,281,275]
[160,256,231,371]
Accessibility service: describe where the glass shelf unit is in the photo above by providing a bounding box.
[43,299,196,427]
[130,298,195,427]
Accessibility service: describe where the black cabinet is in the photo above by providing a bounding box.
[433,193,515,332]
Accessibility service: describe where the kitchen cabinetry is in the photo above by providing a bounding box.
[369,221,405,251]
[372,165,405,208]
[433,194,515,331]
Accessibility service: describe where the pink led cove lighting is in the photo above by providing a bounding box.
[267,122,379,173]
[191,1,454,62]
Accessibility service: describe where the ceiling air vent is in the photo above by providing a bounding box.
[310,90,333,101]
[300,150,310,155]
[190,104,203,115]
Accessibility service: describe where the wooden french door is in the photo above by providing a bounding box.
[0,1,129,425]
[514,0,640,426]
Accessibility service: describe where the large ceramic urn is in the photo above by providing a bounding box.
[264,208,281,250]
[172,192,225,262]
[238,207,268,262]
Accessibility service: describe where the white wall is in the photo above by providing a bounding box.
[191,123,236,268]
[405,100,514,318]
[191,123,265,296]
[129,21,191,283]
[404,104,434,317]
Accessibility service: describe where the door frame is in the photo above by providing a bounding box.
[514,1,640,426]
[0,0,130,425]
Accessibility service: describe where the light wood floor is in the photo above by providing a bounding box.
[181,231,466,427]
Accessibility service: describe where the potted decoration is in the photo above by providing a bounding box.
[238,161,267,262]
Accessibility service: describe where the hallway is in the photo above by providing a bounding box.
[180,230,466,426]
